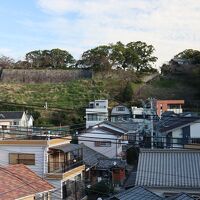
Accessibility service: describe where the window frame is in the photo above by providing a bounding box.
[94,141,111,147]
[9,153,35,165]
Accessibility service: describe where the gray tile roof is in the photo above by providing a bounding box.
[80,144,107,167]
[135,149,200,189]
[156,115,200,133]
[168,193,195,200]
[108,186,163,200]
[96,158,126,169]
[51,143,81,153]
[0,111,24,120]
[99,121,139,132]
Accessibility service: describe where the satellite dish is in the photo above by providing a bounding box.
[113,161,117,166]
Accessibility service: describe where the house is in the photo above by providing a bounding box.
[111,105,131,122]
[135,149,200,197]
[81,144,126,189]
[85,100,108,128]
[155,113,200,148]
[0,135,85,200]
[0,111,34,132]
[0,164,54,200]
[95,158,126,187]
[78,122,126,158]
[156,100,184,117]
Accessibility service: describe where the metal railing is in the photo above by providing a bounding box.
[48,158,83,173]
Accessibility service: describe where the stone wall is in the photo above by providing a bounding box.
[0,69,92,83]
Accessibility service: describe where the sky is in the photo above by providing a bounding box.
[0,0,200,68]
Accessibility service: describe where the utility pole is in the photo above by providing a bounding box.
[149,98,154,149]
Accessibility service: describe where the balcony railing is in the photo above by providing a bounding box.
[48,158,83,173]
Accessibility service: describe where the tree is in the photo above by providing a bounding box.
[25,50,43,68]
[77,41,157,72]
[50,48,75,68]
[77,45,112,72]
[175,49,200,64]
[0,55,15,68]
[25,49,75,69]
[125,41,157,71]
[122,82,133,102]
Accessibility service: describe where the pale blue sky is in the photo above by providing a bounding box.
[0,0,200,67]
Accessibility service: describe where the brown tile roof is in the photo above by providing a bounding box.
[0,164,54,200]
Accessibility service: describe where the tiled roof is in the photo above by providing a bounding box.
[80,144,107,167]
[0,111,24,120]
[96,158,126,169]
[135,149,200,189]
[99,121,139,132]
[108,186,163,200]
[51,143,81,153]
[0,164,54,200]
[168,193,195,200]
[157,115,200,133]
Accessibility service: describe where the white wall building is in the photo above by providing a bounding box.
[131,106,152,123]
[79,124,127,158]
[86,100,108,128]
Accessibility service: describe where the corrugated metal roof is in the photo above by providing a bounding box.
[135,149,200,189]
[108,186,163,200]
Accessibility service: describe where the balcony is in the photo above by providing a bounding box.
[46,144,85,179]
[48,159,83,173]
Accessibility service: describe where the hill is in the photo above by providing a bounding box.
[0,69,199,127]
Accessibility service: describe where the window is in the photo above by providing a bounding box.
[2,125,7,130]
[13,121,19,125]
[87,114,98,121]
[94,141,111,147]
[117,107,125,111]
[9,153,35,165]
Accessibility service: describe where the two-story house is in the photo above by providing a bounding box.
[79,122,127,158]
[0,135,85,200]
[85,100,108,128]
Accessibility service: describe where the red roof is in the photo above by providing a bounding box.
[0,164,54,200]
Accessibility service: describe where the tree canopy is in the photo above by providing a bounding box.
[77,41,157,72]
[175,49,200,64]
[25,48,75,69]
[0,55,15,68]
